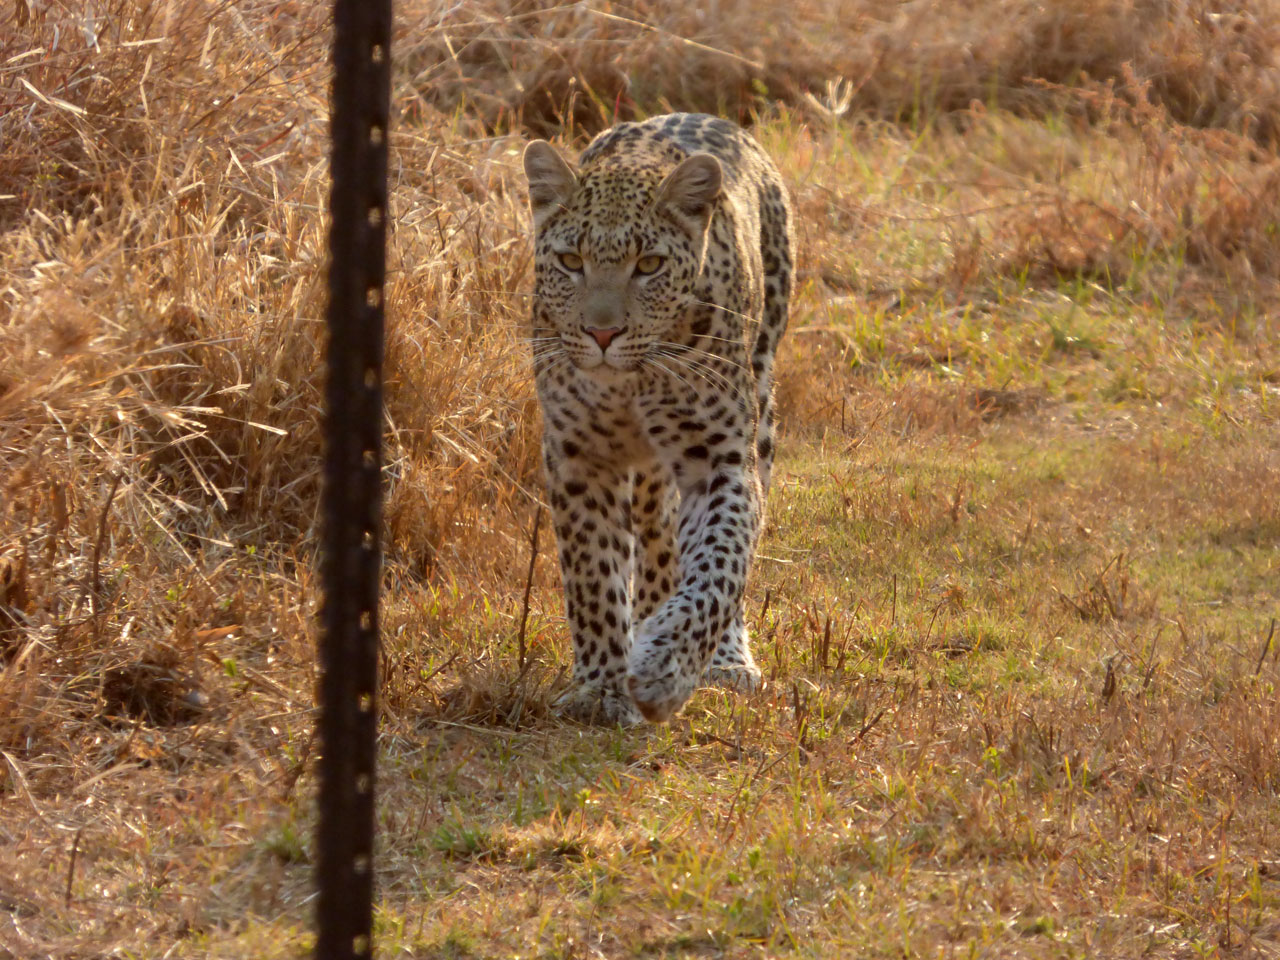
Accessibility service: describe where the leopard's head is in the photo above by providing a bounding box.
[523,140,721,379]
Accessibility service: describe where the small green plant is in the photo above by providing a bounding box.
[431,821,500,861]
[262,822,307,864]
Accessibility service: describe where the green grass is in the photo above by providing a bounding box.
[303,111,1277,957]
[182,410,1277,957]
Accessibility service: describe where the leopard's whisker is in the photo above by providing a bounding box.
[682,361,744,397]
[652,351,721,392]
[681,327,750,345]
[532,351,568,375]
[643,357,699,397]
[655,333,748,362]
[653,350,740,396]
[688,299,764,328]
[658,340,749,367]
[654,341,751,378]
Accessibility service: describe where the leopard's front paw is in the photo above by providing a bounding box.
[626,665,700,724]
[703,662,762,693]
[553,682,645,727]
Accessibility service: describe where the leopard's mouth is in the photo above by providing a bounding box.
[570,349,644,376]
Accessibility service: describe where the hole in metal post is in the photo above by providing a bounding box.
[368,205,383,228]
[358,692,373,713]
[365,286,381,308]
[359,609,373,631]
[369,124,384,147]
[371,43,384,64]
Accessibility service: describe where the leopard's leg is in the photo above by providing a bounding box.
[703,609,761,693]
[626,421,762,721]
[543,439,642,726]
[700,179,793,694]
[631,456,679,624]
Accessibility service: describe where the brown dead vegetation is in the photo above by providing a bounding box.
[417,0,1280,142]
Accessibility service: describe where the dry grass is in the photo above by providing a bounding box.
[415,0,1280,140]
[2,1,1279,957]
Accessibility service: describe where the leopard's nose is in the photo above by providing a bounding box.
[584,325,625,350]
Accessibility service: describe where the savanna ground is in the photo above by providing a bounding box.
[2,1,1279,957]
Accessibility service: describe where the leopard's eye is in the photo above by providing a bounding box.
[557,252,584,272]
[635,254,664,275]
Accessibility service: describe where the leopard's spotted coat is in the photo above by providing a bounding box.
[523,113,793,724]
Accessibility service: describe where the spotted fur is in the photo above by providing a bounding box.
[523,114,794,724]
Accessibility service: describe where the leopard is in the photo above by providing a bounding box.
[522,113,793,725]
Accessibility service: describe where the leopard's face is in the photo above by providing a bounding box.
[525,144,723,382]
[535,201,700,376]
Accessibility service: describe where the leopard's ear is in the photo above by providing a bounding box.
[652,153,722,237]
[523,140,577,230]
